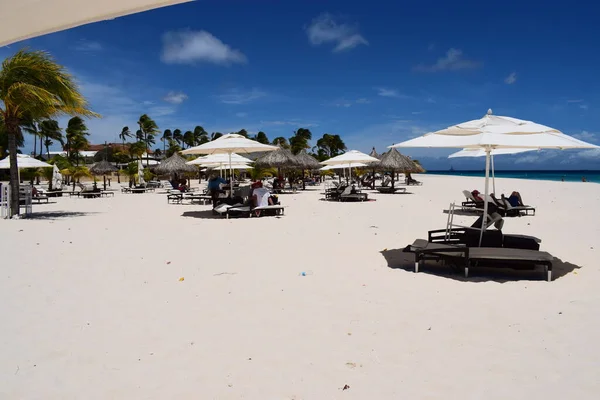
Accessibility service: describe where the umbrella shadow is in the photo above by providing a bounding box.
[27,211,98,220]
[380,248,581,283]
[181,210,223,219]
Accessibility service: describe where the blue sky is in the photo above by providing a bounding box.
[2,0,600,169]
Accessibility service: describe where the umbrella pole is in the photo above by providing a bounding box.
[491,154,496,195]
[479,148,491,247]
[103,175,107,191]
[229,152,233,198]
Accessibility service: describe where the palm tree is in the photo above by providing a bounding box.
[119,126,131,152]
[289,128,312,155]
[193,126,209,146]
[65,116,90,165]
[172,129,183,146]
[272,136,290,149]
[0,49,97,216]
[39,119,63,159]
[128,141,146,161]
[137,114,159,166]
[161,129,172,154]
[211,132,223,141]
[183,130,194,149]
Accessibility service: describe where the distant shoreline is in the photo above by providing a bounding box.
[425,170,600,183]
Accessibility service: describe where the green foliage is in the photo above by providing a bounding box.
[315,133,347,160]
[289,128,312,154]
[236,129,248,138]
[143,168,154,182]
[128,141,146,160]
[248,165,277,180]
[272,136,290,149]
[65,116,89,164]
[254,131,269,144]
[173,129,183,145]
[211,132,223,141]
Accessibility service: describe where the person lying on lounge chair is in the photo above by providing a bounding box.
[502,191,525,207]
[471,190,484,202]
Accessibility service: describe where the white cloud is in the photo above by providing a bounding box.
[504,72,517,84]
[235,112,248,118]
[577,149,600,159]
[306,13,368,53]
[217,88,266,104]
[163,91,188,104]
[573,131,597,142]
[72,39,103,52]
[567,99,584,103]
[377,88,399,98]
[260,120,318,128]
[355,98,371,104]
[414,48,480,72]
[580,104,589,110]
[161,30,247,65]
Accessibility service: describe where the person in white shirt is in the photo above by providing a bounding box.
[251,181,274,208]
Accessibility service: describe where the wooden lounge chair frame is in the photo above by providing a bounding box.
[405,239,553,281]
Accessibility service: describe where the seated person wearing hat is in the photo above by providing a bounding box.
[251,181,278,208]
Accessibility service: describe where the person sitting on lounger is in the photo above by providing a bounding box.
[471,190,484,202]
[251,181,277,208]
[502,191,524,207]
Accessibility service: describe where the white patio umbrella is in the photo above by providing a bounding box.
[212,164,253,171]
[319,162,368,171]
[448,147,536,194]
[391,109,600,244]
[321,150,379,181]
[52,164,63,189]
[0,154,52,182]
[181,134,277,197]
[137,159,145,186]
[0,0,191,46]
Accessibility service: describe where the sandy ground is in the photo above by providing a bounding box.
[1,175,599,399]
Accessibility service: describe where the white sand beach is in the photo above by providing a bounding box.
[1,175,599,399]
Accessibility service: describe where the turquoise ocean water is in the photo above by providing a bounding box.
[426,170,600,183]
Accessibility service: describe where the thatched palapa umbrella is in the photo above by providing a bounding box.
[156,153,197,183]
[90,160,117,191]
[254,147,299,181]
[368,147,381,189]
[294,149,321,190]
[377,148,421,189]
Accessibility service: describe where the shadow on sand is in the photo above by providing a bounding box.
[181,210,223,220]
[27,211,98,220]
[380,247,581,283]
[442,208,482,216]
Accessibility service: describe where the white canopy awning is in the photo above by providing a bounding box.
[321,150,379,165]
[0,154,53,169]
[319,162,368,171]
[0,0,192,46]
[448,148,536,158]
[186,153,253,165]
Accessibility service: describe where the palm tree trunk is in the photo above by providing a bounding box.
[33,134,37,157]
[39,135,43,158]
[7,128,20,217]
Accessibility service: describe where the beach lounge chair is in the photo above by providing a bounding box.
[339,185,368,202]
[404,239,553,281]
[461,190,483,210]
[496,196,536,216]
[167,190,183,204]
[377,186,407,194]
[325,183,347,201]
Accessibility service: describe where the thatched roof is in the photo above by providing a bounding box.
[368,147,381,160]
[89,160,117,175]
[254,147,299,168]
[155,153,197,174]
[377,148,422,172]
[294,150,321,169]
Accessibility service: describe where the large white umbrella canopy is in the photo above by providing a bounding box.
[448,148,536,158]
[0,154,52,169]
[391,109,600,245]
[212,164,253,171]
[181,134,277,197]
[186,153,253,165]
[319,162,368,171]
[448,148,537,193]
[321,150,379,181]
[0,0,191,47]
[321,150,380,165]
